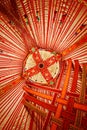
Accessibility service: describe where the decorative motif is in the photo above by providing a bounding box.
[0,77,21,94]
[23,48,61,85]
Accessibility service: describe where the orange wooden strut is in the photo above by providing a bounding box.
[42,62,65,130]
[0,76,21,95]
[23,86,87,112]
[62,33,87,56]
[62,60,79,130]
[51,59,72,130]
[74,63,87,128]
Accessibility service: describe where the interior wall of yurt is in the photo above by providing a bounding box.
[0,0,87,130]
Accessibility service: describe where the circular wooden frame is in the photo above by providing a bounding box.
[23,48,61,86]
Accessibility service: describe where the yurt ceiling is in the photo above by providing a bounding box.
[0,0,87,130]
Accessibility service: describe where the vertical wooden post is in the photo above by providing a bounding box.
[42,62,65,130]
[74,64,86,128]
[51,59,72,130]
[62,60,79,130]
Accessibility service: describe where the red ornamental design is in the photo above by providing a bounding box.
[23,48,61,85]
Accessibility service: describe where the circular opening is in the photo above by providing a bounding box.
[39,63,44,68]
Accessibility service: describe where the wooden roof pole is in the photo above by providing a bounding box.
[62,33,87,57]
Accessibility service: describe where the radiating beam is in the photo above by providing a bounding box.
[0,76,21,95]
[62,33,87,57]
